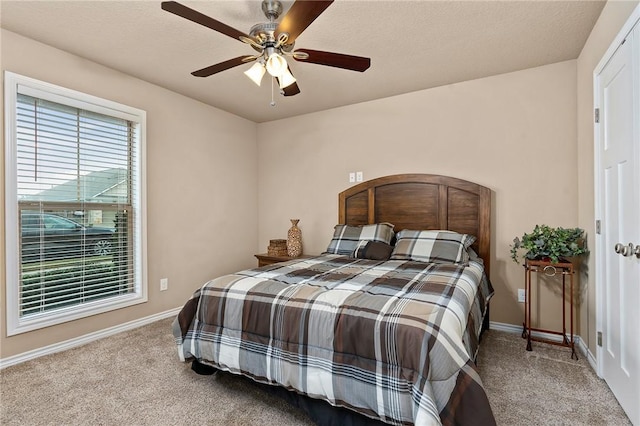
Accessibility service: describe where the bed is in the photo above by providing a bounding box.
[173,174,495,426]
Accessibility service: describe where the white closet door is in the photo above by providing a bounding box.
[596,19,640,426]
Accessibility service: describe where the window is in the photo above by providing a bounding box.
[4,72,147,335]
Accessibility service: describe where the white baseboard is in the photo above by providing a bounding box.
[579,337,599,372]
[489,321,598,371]
[0,307,182,370]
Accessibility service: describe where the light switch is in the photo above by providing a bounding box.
[349,172,356,183]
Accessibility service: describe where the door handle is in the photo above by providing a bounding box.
[620,243,637,257]
[620,245,630,256]
[614,242,639,257]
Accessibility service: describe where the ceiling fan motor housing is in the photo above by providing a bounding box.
[249,22,294,54]
[249,22,277,42]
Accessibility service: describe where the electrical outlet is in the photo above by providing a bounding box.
[518,288,525,303]
[160,278,168,291]
[349,172,356,183]
[356,171,363,182]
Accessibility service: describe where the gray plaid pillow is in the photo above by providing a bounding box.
[324,223,395,256]
[351,240,394,260]
[390,230,476,264]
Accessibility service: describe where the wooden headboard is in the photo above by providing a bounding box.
[339,174,492,276]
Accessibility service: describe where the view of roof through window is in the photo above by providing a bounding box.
[16,93,132,204]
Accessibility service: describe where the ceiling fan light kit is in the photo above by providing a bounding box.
[278,68,297,89]
[161,0,370,100]
[244,61,267,86]
[265,51,287,77]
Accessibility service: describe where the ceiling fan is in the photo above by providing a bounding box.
[161,0,371,97]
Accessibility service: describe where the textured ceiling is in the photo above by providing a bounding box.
[0,0,605,123]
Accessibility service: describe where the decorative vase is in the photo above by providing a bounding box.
[287,219,302,257]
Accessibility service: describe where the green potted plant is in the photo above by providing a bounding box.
[510,224,588,264]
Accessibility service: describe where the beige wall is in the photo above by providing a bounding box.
[576,0,639,355]
[257,60,578,329]
[0,30,259,358]
[4,0,638,362]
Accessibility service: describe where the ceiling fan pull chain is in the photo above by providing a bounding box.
[270,77,276,107]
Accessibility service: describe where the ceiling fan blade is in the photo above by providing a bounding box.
[161,1,256,43]
[275,0,333,44]
[282,81,301,97]
[293,49,371,72]
[192,56,256,77]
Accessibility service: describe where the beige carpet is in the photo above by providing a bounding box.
[0,318,631,425]
[476,331,630,425]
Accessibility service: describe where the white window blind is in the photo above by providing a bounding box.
[4,72,147,335]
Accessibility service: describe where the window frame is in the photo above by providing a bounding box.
[4,71,147,336]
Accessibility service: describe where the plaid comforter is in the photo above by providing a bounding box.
[173,255,495,426]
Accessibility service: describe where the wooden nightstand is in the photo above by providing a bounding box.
[254,253,312,267]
